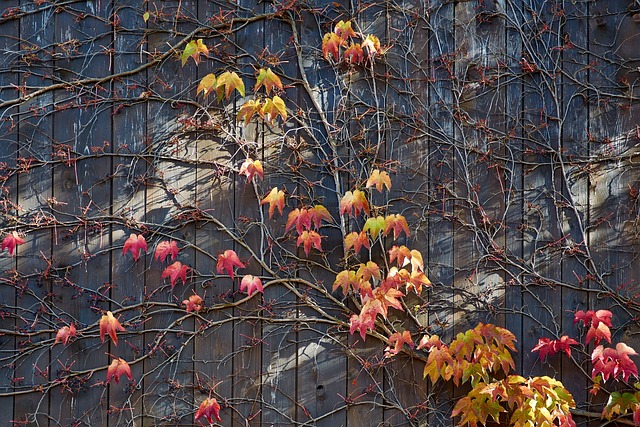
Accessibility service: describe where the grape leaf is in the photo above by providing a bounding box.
[154,240,180,263]
[1,231,24,256]
[99,311,126,346]
[161,261,189,289]
[255,68,283,94]
[123,233,148,261]
[239,158,263,182]
[260,187,285,219]
[366,169,391,192]
[182,39,208,66]
[216,249,245,280]
[240,274,264,297]
[297,230,322,256]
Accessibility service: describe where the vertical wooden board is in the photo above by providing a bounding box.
[519,0,562,379]
[12,2,55,425]
[558,0,590,416]
[232,2,265,425]
[49,1,113,424]
[191,1,237,426]
[108,1,148,424]
[0,2,19,425]
[142,1,198,424]
[503,0,524,374]
[427,0,455,424]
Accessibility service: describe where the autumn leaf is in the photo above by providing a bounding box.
[344,43,364,64]
[575,309,613,345]
[339,190,369,216]
[255,68,283,94]
[334,20,357,40]
[592,343,639,382]
[362,34,382,57]
[285,208,311,234]
[216,249,245,280]
[260,187,285,219]
[385,330,415,356]
[197,73,217,97]
[344,231,370,253]
[531,336,579,361]
[410,249,424,272]
[366,169,392,192]
[123,233,148,261]
[333,269,358,295]
[240,274,264,297]
[364,216,385,239]
[603,391,639,420]
[322,32,341,61]
[215,71,245,99]
[261,95,287,123]
[106,358,133,384]
[237,99,262,124]
[142,11,150,22]
[357,261,381,282]
[308,205,332,229]
[297,230,322,256]
[182,39,208,66]
[99,311,126,346]
[182,294,204,313]
[239,158,264,182]
[407,270,431,294]
[388,245,412,267]
[372,284,404,317]
[195,397,222,424]
[1,231,24,256]
[417,334,443,351]
[349,307,377,341]
[384,214,410,239]
[162,261,189,288]
[54,323,77,346]
[154,240,180,263]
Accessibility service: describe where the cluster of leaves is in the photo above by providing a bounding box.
[321,20,384,65]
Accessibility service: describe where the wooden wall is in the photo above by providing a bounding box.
[0,0,639,425]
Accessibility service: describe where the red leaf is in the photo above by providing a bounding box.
[575,309,613,345]
[54,323,77,346]
[349,306,377,341]
[339,190,369,217]
[154,240,179,263]
[216,249,245,280]
[344,231,370,254]
[260,187,285,219]
[106,358,133,384]
[388,245,412,267]
[2,231,24,256]
[99,311,126,346]
[385,330,415,356]
[592,343,639,382]
[285,208,312,234]
[297,230,322,256]
[384,214,410,239]
[240,274,264,297]
[182,294,204,313]
[162,261,189,288]
[334,20,357,40]
[531,336,579,361]
[322,32,341,61]
[344,43,364,64]
[123,233,148,261]
[239,158,264,182]
[237,99,262,124]
[195,397,222,424]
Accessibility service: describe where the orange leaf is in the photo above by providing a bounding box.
[216,249,245,280]
[308,205,333,229]
[333,269,358,294]
[237,99,262,124]
[344,43,364,64]
[54,323,77,346]
[1,231,24,256]
[99,311,126,346]
[386,330,414,356]
[216,71,245,100]
[197,73,217,97]
[366,169,391,192]
[195,397,222,424]
[239,158,263,182]
[260,187,285,219]
[384,214,410,239]
[356,261,381,282]
[182,294,204,313]
[154,240,180,263]
[362,34,381,57]
[286,208,311,234]
[388,245,412,267]
[255,68,283,94]
[339,190,369,216]
[297,230,322,256]
[123,233,148,261]
[334,20,357,40]
[322,32,341,61]
[182,39,208,66]
[344,231,370,253]
[407,270,431,294]
[260,95,287,123]
[162,261,189,288]
[106,358,133,384]
[240,274,264,297]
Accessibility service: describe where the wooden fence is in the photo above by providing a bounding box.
[0,0,639,425]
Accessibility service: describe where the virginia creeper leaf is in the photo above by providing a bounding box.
[334,20,357,40]
[261,95,287,123]
[322,32,341,61]
[215,71,245,99]
[344,43,364,64]
[54,323,77,346]
[237,99,262,124]
[366,169,392,192]
[1,231,24,256]
[297,230,322,256]
[197,73,217,97]
[260,187,285,219]
[162,261,189,288]
[255,68,283,94]
[216,249,245,280]
[123,233,148,261]
[385,330,414,356]
[239,158,264,182]
[240,274,264,297]
[339,190,369,216]
[182,39,208,66]
[344,231,370,253]
[364,216,385,239]
[99,311,126,346]
[106,358,133,384]
[195,397,222,424]
[154,240,180,263]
